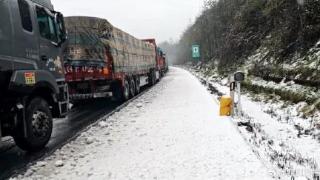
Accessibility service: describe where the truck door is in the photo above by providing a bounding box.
[35,6,64,80]
[0,0,13,98]
[0,0,13,63]
[10,0,39,71]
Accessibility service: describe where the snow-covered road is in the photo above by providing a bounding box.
[12,67,272,180]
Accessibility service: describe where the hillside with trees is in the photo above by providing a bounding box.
[160,0,320,114]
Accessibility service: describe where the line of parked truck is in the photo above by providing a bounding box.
[0,0,168,152]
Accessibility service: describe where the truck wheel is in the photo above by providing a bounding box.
[149,70,156,86]
[152,70,157,85]
[13,97,53,152]
[135,77,140,94]
[129,78,136,97]
[114,79,130,102]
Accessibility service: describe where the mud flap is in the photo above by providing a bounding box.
[155,70,160,81]
[17,100,28,139]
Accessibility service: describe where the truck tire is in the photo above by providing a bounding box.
[114,79,130,102]
[13,97,53,152]
[129,78,136,97]
[153,70,157,85]
[135,77,140,94]
[160,70,164,78]
[149,70,156,86]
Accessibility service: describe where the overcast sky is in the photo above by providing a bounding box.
[52,0,204,43]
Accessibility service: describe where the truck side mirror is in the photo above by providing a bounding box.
[55,12,67,45]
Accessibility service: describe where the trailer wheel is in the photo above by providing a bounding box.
[114,79,130,102]
[160,70,164,78]
[149,70,156,86]
[135,77,140,94]
[123,79,130,101]
[13,97,53,152]
[129,78,136,97]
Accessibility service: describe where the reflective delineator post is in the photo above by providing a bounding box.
[236,81,242,114]
[228,71,245,117]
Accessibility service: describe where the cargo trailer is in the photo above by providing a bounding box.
[64,16,163,102]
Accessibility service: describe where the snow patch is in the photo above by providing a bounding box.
[54,160,64,167]
[98,121,108,128]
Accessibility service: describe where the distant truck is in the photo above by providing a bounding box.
[0,0,68,151]
[142,39,168,77]
[64,16,165,102]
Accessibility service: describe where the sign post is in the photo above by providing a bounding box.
[192,45,200,60]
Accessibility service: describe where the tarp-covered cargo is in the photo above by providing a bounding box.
[64,16,156,74]
[64,16,111,63]
[30,0,54,10]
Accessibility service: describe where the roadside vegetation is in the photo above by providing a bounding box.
[161,0,320,116]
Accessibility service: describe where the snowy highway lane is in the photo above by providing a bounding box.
[12,67,272,180]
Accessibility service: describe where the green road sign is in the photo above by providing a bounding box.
[192,45,200,59]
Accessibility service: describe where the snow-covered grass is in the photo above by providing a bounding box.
[242,77,320,119]
[185,65,320,180]
[246,38,320,73]
[244,39,320,87]
[249,77,319,102]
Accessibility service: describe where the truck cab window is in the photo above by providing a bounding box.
[18,0,33,32]
[36,7,58,42]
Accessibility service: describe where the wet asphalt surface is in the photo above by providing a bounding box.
[0,98,122,180]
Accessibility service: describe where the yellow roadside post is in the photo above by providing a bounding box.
[220,96,232,116]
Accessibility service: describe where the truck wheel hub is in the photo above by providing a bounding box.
[32,111,50,138]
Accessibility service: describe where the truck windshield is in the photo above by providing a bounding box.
[36,7,58,42]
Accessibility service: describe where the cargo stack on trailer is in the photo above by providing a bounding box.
[64,16,163,102]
